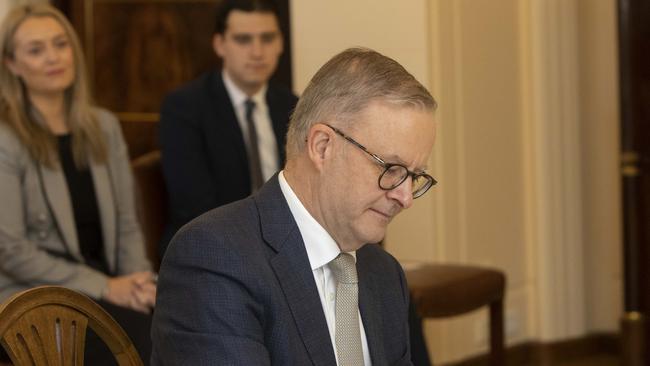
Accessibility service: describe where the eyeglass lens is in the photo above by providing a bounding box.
[379,166,431,197]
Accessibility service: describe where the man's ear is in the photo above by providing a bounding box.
[212,33,225,58]
[306,124,333,172]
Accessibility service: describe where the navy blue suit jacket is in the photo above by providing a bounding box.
[159,71,298,255]
[151,175,413,365]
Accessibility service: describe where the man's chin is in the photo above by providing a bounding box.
[243,74,271,86]
[363,228,387,246]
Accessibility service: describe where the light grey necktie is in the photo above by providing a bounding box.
[330,253,364,366]
[244,99,264,191]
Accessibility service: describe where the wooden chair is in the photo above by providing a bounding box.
[403,263,506,365]
[132,150,166,271]
[0,286,142,366]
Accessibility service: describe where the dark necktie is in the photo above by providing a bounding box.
[330,253,365,366]
[244,99,264,191]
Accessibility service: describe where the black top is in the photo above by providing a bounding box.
[57,134,109,274]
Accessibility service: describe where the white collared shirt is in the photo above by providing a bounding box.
[278,172,372,366]
[222,70,280,185]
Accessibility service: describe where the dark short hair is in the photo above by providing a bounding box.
[214,0,280,34]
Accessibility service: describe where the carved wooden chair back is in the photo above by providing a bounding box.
[0,286,142,365]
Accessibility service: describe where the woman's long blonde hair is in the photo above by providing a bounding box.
[0,3,106,168]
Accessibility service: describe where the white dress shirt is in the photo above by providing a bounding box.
[278,172,372,366]
[222,70,280,185]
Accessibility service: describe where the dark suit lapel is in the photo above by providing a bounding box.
[266,88,289,164]
[208,72,250,172]
[358,249,388,366]
[270,239,337,366]
[256,177,336,366]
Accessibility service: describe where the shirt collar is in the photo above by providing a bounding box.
[278,171,356,270]
[222,70,268,109]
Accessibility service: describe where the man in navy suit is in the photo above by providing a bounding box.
[151,48,438,365]
[158,0,298,255]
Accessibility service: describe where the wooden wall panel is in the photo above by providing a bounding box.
[90,2,218,114]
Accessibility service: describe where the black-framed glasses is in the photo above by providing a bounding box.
[324,123,437,199]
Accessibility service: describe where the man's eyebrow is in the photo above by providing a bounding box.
[231,32,253,38]
[382,154,406,165]
[231,30,279,36]
[384,154,429,172]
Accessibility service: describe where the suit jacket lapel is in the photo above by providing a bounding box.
[256,177,336,366]
[210,72,250,172]
[266,88,288,164]
[38,164,82,261]
[90,162,116,273]
[358,249,388,366]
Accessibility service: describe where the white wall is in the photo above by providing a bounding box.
[577,0,622,333]
[425,0,531,357]
[291,0,431,92]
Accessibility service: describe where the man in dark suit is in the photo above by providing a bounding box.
[158,0,298,255]
[151,47,438,365]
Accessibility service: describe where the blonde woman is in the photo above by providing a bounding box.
[0,4,154,364]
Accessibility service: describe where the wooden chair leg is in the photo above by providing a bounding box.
[489,298,504,366]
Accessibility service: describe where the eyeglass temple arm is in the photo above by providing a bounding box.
[325,124,388,165]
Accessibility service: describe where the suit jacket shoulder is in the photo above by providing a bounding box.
[162,71,297,124]
[266,81,299,108]
[160,70,230,120]
[0,121,29,172]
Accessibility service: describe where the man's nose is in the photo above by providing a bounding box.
[250,38,263,57]
[386,178,414,209]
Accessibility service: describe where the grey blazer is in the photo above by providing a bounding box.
[0,108,150,302]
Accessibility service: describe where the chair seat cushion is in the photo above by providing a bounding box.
[403,263,506,318]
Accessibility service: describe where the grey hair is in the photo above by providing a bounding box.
[285,47,436,159]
